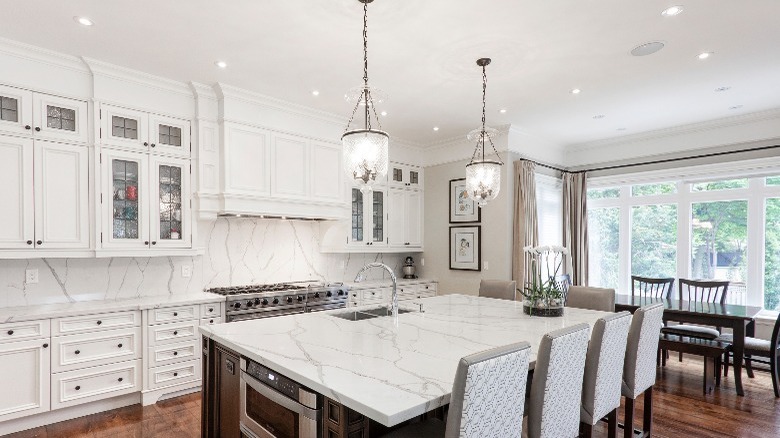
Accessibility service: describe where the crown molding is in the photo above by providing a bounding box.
[82,57,193,97]
[0,37,88,73]
[189,81,218,100]
[568,107,780,153]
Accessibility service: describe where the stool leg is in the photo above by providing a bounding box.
[746,355,755,379]
[580,422,593,438]
[703,356,715,394]
[643,387,653,437]
[607,409,618,438]
[624,397,635,438]
[715,356,722,387]
[724,351,730,377]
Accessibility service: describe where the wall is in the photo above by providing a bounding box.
[420,151,516,295]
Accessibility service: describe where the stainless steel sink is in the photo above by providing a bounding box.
[330,307,413,321]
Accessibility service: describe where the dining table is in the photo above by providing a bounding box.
[614,294,763,396]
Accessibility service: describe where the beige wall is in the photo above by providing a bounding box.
[420,152,517,295]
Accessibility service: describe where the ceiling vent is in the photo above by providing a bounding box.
[630,41,665,57]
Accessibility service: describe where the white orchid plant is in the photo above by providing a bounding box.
[519,245,570,309]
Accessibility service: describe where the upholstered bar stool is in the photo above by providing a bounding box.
[525,323,591,438]
[383,342,532,438]
[621,303,664,438]
[580,312,632,437]
[478,279,517,301]
[566,286,616,312]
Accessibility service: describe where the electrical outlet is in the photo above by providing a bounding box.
[420,258,425,267]
[25,269,39,284]
[483,261,489,271]
[181,265,192,278]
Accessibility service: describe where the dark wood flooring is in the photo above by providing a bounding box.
[4,358,780,437]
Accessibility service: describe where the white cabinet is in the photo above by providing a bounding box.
[0,136,34,248]
[51,359,141,410]
[311,142,343,203]
[0,338,51,422]
[101,150,191,251]
[34,141,90,249]
[349,281,438,307]
[389,162,423,190]
[349,187,387,248]
[271,133,308,199]
[0,84,33,137]
[101,105,190,158]
[33,94,89,144]
[223,123,270,197]
[388,189,423,249]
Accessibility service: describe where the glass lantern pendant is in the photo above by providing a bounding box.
[465,58,503,207]
[342,0,389,193]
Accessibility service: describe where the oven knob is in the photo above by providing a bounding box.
[246,300,254,307]
[326,291,333,297]
[337,290,345,296]
[254,298,261,305]
[297,295,303,302]
[314,292,320,298]
[233,302,242,309]
[273,298,279,304]
[286,297,293,303]
[261,298,269,305]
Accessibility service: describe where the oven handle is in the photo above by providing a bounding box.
[241,371,320,421]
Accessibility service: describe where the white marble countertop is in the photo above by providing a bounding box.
[199,294,611,426]
[0,292,225,324]
[344,278,437,290]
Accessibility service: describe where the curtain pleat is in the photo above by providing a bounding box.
[512,160,539,295]
[562,172,588,285]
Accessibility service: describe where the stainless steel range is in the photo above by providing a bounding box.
[206,281,349,322]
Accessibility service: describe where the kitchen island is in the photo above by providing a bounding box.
[199,294,611,437]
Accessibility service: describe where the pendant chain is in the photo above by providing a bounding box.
[469,60,503,165]
[345,1,382,134]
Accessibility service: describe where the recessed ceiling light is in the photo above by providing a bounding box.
[714,86,731,92]
[729,105,744,110]
[631,41,665,57]
[433,127,440,131]
[570,88,582,95]
[593,115,606,119]
[380,111,388,116]
[74,16,94,26]
[697,52,713,60]
[499,109,507,114]
[215,61,227,68]
[311,90,320,96]
[661,6,684,17]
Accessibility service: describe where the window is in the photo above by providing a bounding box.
[588,207,620,289]
[632,182,676,197]
[767,176,780,187]
[765,199,780,309]
[536,175,562,248]
[631,204,677,278]
[691,178,748,192]
[691,200,747,282]
[587,187,619,200]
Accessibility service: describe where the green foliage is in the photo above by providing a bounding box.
[691,200,747,282]
[631,204,677,278]
[632,183,676,197]
[588,207,620,289]
[767,177,780,187]
[587,187,620,200]
[766,199,780,309]
[692,179,748,192]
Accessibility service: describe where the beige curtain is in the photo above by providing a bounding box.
[512,160,539,294]
[562,172,588,285]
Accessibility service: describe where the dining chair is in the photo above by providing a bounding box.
[566,286,616,312]
[661,279,729,361]
[718,311,780,397]
[478,279,517,301]
[580,312,632,438]
[383,342,531,438]
[526,323,590,438]
[631,276,674,299]
[622,303,664,438]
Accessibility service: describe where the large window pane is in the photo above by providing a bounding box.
[766,199,780,310]
[631,204,677,278]
[767,176,780,187]
[691,200,748,292]
[691,179,748,192]
[587,187,620,200]
[588,207,619,289]
[632,182,676,197]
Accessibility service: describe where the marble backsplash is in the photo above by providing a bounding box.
[0,218,406,308]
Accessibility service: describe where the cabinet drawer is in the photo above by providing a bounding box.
[200,317,223,326]
[53,311,140,336]
[0,320,50,343]
[148,340,199,368]
[148,359,201,390]
[419,283,437,293]
[200,303,223,318]
[397,285,418,296]
[148,305,199,325]
[147,320,199,346]
[52,327,142,373]
[51,359,141,410]
[361,289,386,302]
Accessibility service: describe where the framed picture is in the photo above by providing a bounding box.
[449,178,480,223]
[450,226,481,271]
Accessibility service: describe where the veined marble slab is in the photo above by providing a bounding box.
[0,292,225,323]
[199,294,614,427]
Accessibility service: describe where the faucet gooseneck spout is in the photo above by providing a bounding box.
[354,262,398,320]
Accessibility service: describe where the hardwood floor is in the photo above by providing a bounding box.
[4,358,779,437]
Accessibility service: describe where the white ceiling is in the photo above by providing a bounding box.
[2,0,779,148]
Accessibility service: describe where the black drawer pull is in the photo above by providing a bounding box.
[26,240,32,245]
[43,343,48,348]
[75,350,80,355]
[34,127,41,132]
[173,372,178,377]
[117,343,123,348]
[75,385,81,391]
[118,377,123,382]
[173,331,178,335]
[25,125,31,130]
[208,308,214,313]
[96,321,102,325]
[209,319,214,324]
[36,240,42,245]
[7,330,13,335]
[173,351,178,356]
[173,312,178,317]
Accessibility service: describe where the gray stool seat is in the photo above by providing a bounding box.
[716,333,772,352]
[662,324,720,340]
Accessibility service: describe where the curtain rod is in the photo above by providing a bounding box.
[520,143,780,174]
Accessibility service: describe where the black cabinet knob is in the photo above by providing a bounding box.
[233,302,241,309]
[117,343,123,348]
[24,125,31,130]
[173,312,178,316]
[34,127,41,132]
[43,343,49,348]
[173,331,178,335]
[208,308,214,312]
[143,142,149,146]
[7,330,13,335]
[144,241,150,245]
[209,319,214,324]
[173,372,178,377]
[26,240,32,245]
[151,241,157,245]
[75,350,80,355]
[97,321,102,325]
[272,298,279,304]
[151,143,156,148]
[36,240,42,245]
[173,351,178,356]
[75,385,81,391]
[118,377,123,382]
[297,295,303,302]
[286,297,292,303]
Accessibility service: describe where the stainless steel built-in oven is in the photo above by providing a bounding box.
[240,358,322,438]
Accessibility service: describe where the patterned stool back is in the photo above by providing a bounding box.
[622,303,665,399]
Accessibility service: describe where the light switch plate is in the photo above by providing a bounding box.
[25,269,39,284]
[483,261,489,271]
[181,265,192,278]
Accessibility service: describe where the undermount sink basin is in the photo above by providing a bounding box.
[330,307,413,321]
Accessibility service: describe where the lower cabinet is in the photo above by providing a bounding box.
[0,338,50,422]
[51,359,141,410]
[202,338,241,438]
[349,281,438,307]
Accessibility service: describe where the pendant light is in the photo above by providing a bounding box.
[342,0,389,192]
[465,58,503,207]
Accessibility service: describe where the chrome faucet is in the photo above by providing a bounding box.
[354,262,398,320]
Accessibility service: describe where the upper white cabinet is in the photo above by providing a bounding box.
[388,189,423,249]
[0,136,34,249]
[348,187,387,248]
[0,85,88,144]
[101,104,190,158]
[220,122,345,219]
[389,162,423,190]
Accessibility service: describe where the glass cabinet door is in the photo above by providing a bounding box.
[151,157,189,248]
[372,190,385,243]
[32,93,88,143]
[0,84,33,137]
[103,150,148,249]
[149,114,190,158]
[350,188,364,244]
[101,105,148,150]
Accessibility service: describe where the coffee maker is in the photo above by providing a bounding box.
[402,256,417,279]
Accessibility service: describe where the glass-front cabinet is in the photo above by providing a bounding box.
[101,105,190,157]
[150,156,189,248]
[388,162,423,189]
[349,187,386,247]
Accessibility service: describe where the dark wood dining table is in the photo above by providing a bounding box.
[615,294,763,396]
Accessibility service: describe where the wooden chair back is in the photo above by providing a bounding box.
[631,276,674,299]
[552,274,572,302]
[678,279,729,304]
